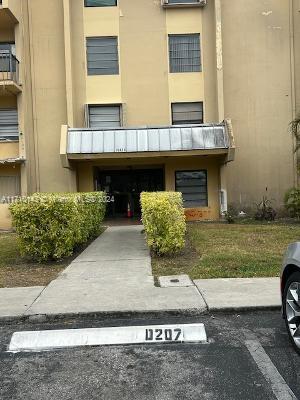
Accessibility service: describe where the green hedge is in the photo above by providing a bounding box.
[10,192,106,261]
[284,188,300,219]
[140,192,186,255]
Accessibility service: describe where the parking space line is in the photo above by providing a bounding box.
[245,339,297,400]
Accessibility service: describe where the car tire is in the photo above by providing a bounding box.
[283,271,300,355]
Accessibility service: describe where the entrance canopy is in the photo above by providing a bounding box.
[61,120,235,164]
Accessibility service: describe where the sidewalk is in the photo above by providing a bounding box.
[0,226,281,321]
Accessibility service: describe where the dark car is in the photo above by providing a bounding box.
[281,242,300,354]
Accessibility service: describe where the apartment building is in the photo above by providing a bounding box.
[0,0,299,227]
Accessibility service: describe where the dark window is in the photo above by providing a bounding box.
[86,37,119,75]
[88,105,121,128]
[85,0,117,6]
[169,34,201,73]
[175,170,208,208]
[172,102,203,125]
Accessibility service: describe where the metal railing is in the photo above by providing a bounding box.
[0,51,20,84]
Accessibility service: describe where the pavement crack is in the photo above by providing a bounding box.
[194,285,209,312]
[22,286,48,316]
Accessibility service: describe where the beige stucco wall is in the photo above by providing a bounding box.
[119,0,170,126]
[221,0,296,208]
[166,9,204,113]
[0,143,19,159]
[84,6,121,106]
[27,1,67,192]
[71,0,207,127]
[0,204,12,230]
[293,1,300,115]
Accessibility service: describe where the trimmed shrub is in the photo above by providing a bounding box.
[140,192,186,255]
[284,188,300,219]
[9,192,106,261]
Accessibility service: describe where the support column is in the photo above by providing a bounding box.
[63,0,74,127]
[215,0,225,122]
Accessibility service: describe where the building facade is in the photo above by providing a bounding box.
[0,0,299,227]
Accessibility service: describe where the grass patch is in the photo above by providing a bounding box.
[151,222,300,279]
[0,230,104,288]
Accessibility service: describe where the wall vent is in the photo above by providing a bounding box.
[162,0,207,8]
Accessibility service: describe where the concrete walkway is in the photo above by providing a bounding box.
[0,226,281,321]
[24,226,206,317]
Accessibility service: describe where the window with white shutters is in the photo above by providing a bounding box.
[0,109,19,140]
[172,102,203,125]
[88,105,121,128]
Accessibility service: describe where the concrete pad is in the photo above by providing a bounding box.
[159,275,194,288]
[61,259,153,279]
[25,284,206,316]
[73,226,149,262]
[0,287,44,318]
[194,278,281,311]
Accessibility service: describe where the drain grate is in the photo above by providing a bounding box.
[158,274,194,288]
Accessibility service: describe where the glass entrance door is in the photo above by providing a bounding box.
[95,168,164,217]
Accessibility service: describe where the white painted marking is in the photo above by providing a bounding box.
[262,10,273,16]
[245,339,297,400]
[8,323,207,353]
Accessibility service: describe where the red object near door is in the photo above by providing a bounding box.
[127,202,132,218]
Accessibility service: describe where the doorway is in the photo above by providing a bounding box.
[94,167,164,218]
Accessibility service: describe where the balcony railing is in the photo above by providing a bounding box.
[0,51,19,84]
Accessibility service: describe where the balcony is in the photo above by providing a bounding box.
[0,0,18,27]
[0,51,21,95]
[62,121,235,162]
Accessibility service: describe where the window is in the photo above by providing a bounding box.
[86,37,119,75]
[0,43,15,55]
[0,109,19,141]
[175,170,208,208]
[85,0,117,6]
[169,34,201,73]
[0,176,20,199]
[88,105,121,128]
[0,43,16,74]
[172,102,203,125]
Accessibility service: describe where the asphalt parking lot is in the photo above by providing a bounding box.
[0,311,299,400]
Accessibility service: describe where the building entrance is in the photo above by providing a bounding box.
[95,168,164,218]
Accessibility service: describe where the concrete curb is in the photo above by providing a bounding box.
[0,305,282,326]
[0,309,208,326]
[207,305,281,313]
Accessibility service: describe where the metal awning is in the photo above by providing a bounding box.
[67,123,230,155]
